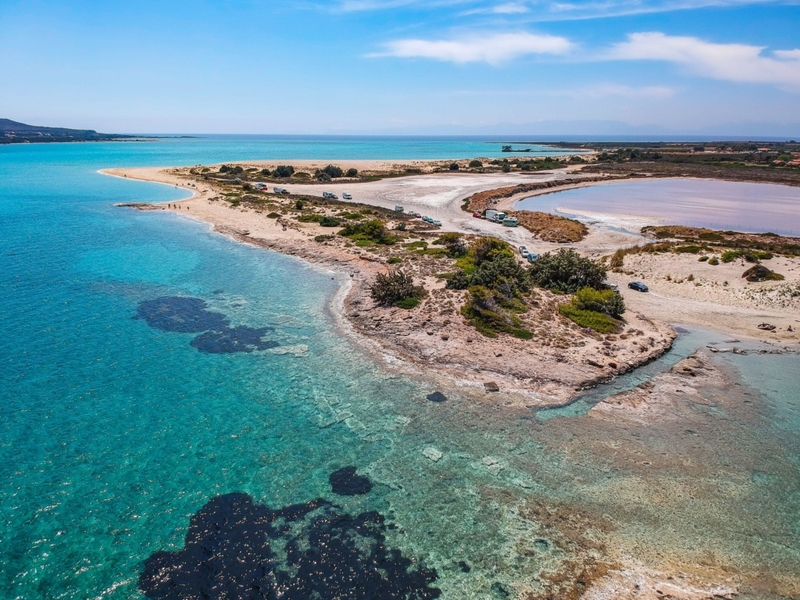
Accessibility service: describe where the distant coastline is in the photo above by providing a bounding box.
[0,118,148,145]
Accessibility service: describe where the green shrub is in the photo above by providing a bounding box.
[449,162,460,171]
[267,212,281,218]
[558,304,621,334]
[387,257,402,264]
[294,200,304,210]
[708,257,720,265]
[573,287,625,318]
[460,285,531,339]
[405,241,428,250]
[339,219,396,244]
[260,168,271,176]
[319,216,341,227]
[435,232,467,257]
[674,245,706,254]
[469,159,482,168]
[346,168,358,177]
[609,249,625,270]
[297,214,323,223]
[395,297,421,309]
[699,255,709,262]
[370,269,424,307]
[314,234,334,242]
[273,165,295,178]
[528,249,607,293]
[321,164,343,178]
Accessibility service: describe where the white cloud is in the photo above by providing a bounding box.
[372,32,573,64]
[337,0,793,19]
[607,32,800,88]
[493,2,529,13]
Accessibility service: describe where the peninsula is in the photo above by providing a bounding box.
[107,154,800,407]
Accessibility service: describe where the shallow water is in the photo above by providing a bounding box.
[516,178,800,236]
[2,139,799,598]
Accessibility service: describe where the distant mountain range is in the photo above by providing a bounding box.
[0,119,134,144]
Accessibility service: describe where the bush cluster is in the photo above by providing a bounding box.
[273,165,295,178]
[219,165,244,175]
[338,219,397,245]
[528,249,607,293]
[370,270,425,308]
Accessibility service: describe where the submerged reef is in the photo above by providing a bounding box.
[136,296,279,354]
[190,326,278,354]
[139,492,440,599]
[329,466,374,496]
[136,296,229,333]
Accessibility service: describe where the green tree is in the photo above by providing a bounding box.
[449,162,460,171]
[346,168,358,177]
[370,270,424,307]
[528,249,607,293]
[273,165,295,178]
[321,164,344,178]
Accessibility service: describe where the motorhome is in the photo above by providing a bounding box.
[485,209,506,223]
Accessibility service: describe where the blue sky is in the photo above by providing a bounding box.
[1,0,799,135]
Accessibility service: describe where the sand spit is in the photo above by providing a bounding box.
[106,164,800,401]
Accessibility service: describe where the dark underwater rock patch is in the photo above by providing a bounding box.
[329,466,373,496]
[136,296,229,333]
[139,492,440,599]
[190,326,277,354]
[426,391,448,403]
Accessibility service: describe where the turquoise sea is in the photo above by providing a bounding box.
[1,137,799,599]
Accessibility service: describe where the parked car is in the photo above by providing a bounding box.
[472,212,483,219]
[394,205,404,212]
[322,192,338,200]
[432,219,442,227]
[274,187,289,194]
[342,193,352,200]
[603,281,619,292]
[526,253,538,263]
[628,281,649,292]
[518,246,529,257]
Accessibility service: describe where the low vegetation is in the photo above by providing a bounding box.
[339,219,398,245]
[370,270,425,309]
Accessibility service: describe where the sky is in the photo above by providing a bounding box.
[1,0,799,135]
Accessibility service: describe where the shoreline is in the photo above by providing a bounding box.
[102,163,800,403]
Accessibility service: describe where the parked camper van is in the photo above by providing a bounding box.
[485,209,506,223]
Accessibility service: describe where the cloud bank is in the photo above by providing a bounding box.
[373,32,574,64]
[608,32,800,88]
